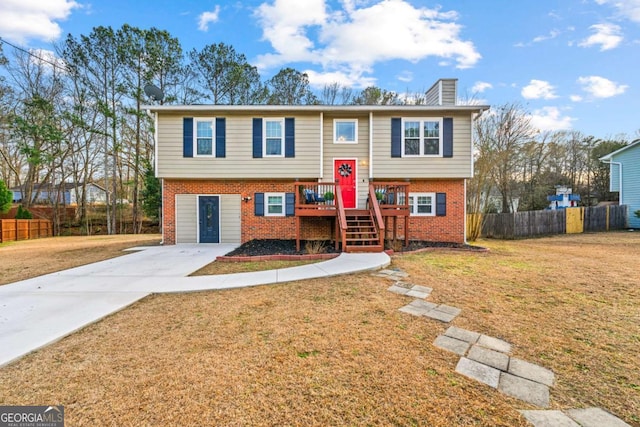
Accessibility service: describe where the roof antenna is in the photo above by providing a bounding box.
[144,84,164,102]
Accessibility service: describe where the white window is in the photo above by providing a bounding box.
[402,118,442,157]
[194,118,214,156]
[407,192,435,216]
[265,193,285,216]
[334,119,358,144]
[264,118,284,157]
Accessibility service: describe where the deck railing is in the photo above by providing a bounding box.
[371,182,410,216]
[368,184,386,247]
[294,182,337,215]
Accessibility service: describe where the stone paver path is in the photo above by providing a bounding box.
[521,408,631,427]
[376,267,631,425]
[434,326,553,407]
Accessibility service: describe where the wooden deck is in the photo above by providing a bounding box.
[294,182,410,252]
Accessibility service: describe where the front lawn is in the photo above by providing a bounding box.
[0,232,637,426]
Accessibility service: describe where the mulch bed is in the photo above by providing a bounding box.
[220,239,487,261]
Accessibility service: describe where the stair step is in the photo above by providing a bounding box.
[345,245,384,253]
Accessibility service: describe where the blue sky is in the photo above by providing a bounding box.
[1,0,638,140]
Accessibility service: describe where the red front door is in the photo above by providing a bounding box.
[334,159,357,209]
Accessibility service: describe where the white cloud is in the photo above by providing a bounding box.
[570,94,583,102]
[577,75,628,98]
[29,48,67,71]
[0,0,79,43]
[529,107,574,132]
[521,80,558,100]
[579,23,623,51]
[532,29,561,43]
[304,69,377,88]
[255,0,480,82]
[396,71,413,83]
[198,6,221,31]
[472,81,492,93]
[595,0,640,23]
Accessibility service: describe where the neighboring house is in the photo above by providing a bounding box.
[600,139,640,228]
[146,78,489,251]
[11,182,107,205]
[547,185,581,210]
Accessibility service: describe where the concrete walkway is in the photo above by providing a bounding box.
[0,244,390,367]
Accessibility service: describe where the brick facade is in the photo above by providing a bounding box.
[162,178,465,245]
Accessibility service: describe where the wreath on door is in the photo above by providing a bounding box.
[338,163,352,177]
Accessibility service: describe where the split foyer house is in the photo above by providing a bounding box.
[600,139,640,229]
[146,78,489,251]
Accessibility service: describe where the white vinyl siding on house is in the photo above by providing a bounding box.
[156,112,321,179]
[175,193,241,243]
[371,112,473,179]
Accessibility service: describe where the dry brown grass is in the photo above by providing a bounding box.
[191,259,320,275]
[0,232,638,426]
[0,235,161,285]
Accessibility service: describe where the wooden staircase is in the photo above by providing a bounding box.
[344,209,383,252]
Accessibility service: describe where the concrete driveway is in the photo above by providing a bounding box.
[0,244,390,367]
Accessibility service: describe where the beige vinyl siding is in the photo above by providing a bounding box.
[176,194,241,243]
[175,194,197,243]
[425,83,440,106]
[220,194,241,243]
[441,80,457,105]
[322,113,370,208]
[371,112,473,179]
[157,112,321,179]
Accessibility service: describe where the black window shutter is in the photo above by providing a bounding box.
[436,193,446,216]
[285,192,295,216]
[285,118,295,158]
[215,117,226,158]
[443,117,453,158]
[183,117,193,158]
[252,118,262,158]
[254,193,264,216]
[391,118,402,158]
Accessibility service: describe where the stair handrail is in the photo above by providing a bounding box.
[368,184,386,247]
[335,184,347,250]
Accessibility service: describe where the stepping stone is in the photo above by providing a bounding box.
[519,410,580,427]
[468,345,510,371]
[434,304,461,316]
[456,357,500,388]
[444,326,480,344]
[498,372,549,407]
[408,299,438,310]
[477,334,512,354]
[565,407,631,427]
[399,304,430,317]
[406,285,433,298]
[509,358,555,387]
[433,335,471,356]
[424,308,458,323]
[387,284,410,295]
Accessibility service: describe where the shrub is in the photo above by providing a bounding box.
[304,240,326,254]
[635,209,640,219]
[0,180,11,214]
[15,205,33,219]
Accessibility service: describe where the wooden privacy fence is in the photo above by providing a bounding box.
[0,219,52,243]
[475,205,628,239]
